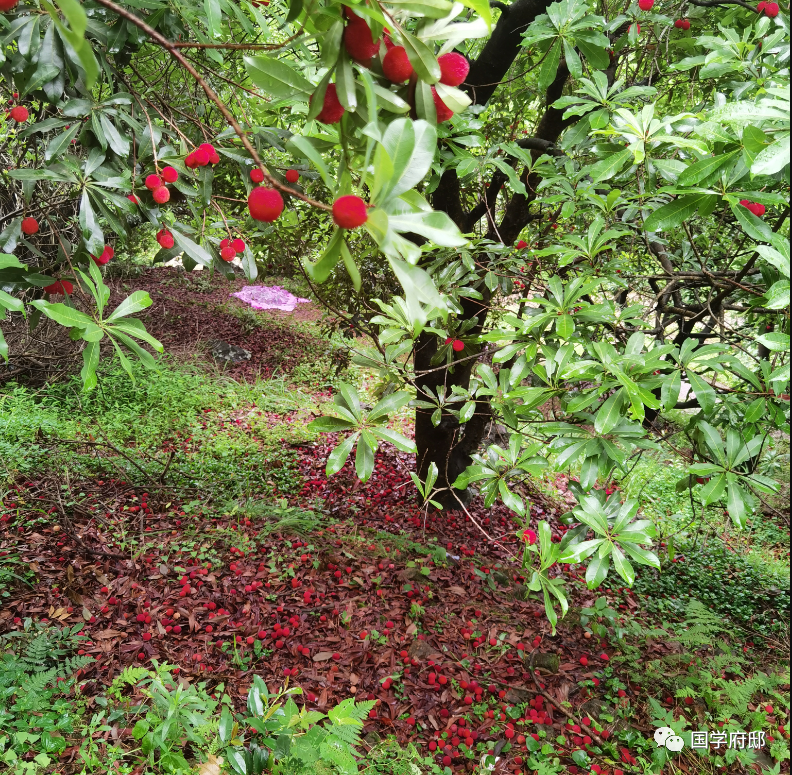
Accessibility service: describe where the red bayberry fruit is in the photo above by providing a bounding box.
[220,246,236,261]
[43,279,74,295]
[152,186,170,204]
[193,147,210,166]
[145,174,162,190]
[250,168,265,183]
[157,229,175,249]
[92,245,114,266]
[231,238,246,252]
[343,16,380,64]
[9,105,28,123]
[248,187,284,222]
[382,46,413,83]
[0,0,21,10]
[431,87,455,122]
[632,23,641,33]
[681,18,691,28]
[516,239,528,249]
[285,169,299,183]
[332,194,368,229]
[580,656,588,666]
[638,0,654,9]
[21,217,39,235]
[452,339,464,352]
[313,84,345,124]
[161,166,179,183]
[758,0,768,8]
[438,52,469,86]
[764,1,779,14]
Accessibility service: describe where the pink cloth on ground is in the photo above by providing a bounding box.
[231,285,310,312]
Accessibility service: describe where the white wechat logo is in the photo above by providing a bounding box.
[654,727,685,752]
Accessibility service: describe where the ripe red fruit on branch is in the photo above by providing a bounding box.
[313,84,345,124]
[638,0,654,10]
[43,280,74,295]
[763,1,779,15]
[220,246,236,261]
[231,238,246,252]
[156,229,174,249]
[452,339,464,352]
[91,245,114,266]
[344,16,380,64]
[516,239,528,249]
[332,195,368,229]
[248,187,284,222]
[740,199,766,217]
[152,186,170,204]
[250,168,265,183]
[383,46,413,83]
[285,169,299,183]
[9,105,28,123]
[438,52,469,86]
[431,88,455,122]
[0,0,21,11]
[161,166,179,183]
[145,174,162,190]
[21,217,39,235]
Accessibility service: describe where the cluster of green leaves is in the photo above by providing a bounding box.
[0,621,93,774]
[221,676,375,774]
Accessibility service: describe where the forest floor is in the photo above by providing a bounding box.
[0,268,789,775]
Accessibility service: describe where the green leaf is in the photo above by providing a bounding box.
[244,55,314,100]
[401,30,441,84]
[171,230,213,268]
[326,433,359,477]
[588,149,632,183]
[370,427,417,453]
[687,370,716,414]
[308,416,356,432]
[306,228,344,283]
[31,300,94,328]
[700,472,727,505]
[288,134,336,192]
[751,137,790,176]
[661,369,681,410]
[756,332,789,351]
[368,391,412,421]
[459,0,492,28]
[219,707,233,744]
[610,544,635,586]
[106,291,152,322]
[336,49,357,112]
[80,340,100,391]
[677,151,740,186]
[730,200,775,243]
[644,194,717,233]
[389,0,455,17]
[538,40,562,92]
[355,435,376,482]
[594,390,624,434]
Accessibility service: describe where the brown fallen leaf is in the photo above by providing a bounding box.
[447,586,467,596]
[94,629,124,639]
[195,754,223,775]
[313,651,335,662]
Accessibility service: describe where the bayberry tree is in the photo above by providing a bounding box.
[1,0,789,627]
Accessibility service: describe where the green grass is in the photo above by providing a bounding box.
[0,358,322,497]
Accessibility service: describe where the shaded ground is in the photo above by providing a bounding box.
[107,268,329,380]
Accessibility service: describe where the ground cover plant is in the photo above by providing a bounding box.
[1,0,790,770]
